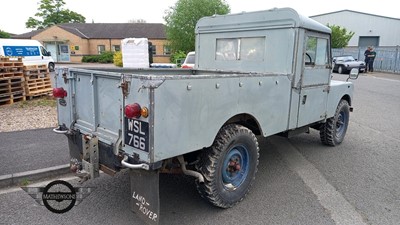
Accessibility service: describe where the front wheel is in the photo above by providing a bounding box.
[48,62,55,72]
[195,124,259,208]
[320,100,350,146]
[338,66,345,74]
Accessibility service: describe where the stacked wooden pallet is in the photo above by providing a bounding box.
[0,57,26,106]
[23,64,52,98]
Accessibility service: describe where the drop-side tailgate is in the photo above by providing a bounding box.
[55,68,123,145]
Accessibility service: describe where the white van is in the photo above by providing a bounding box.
[0,39,55,71]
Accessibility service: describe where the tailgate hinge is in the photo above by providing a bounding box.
[120,74,131,98]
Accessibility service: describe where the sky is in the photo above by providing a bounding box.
[1,0,399,35]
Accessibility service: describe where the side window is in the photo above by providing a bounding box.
[240,37,265,61]
[216,38,238,61]
[305,36,328,66]
[40,46,48,56]
[216,37,265,61]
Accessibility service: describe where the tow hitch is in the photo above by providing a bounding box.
[70,135,100,183]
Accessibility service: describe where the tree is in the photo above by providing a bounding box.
[0,29,11,38]
[26,0,85,29]
[164,0,230,53]
[327,24,355,48]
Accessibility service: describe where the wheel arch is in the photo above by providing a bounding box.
[341,94,352,106]
[223,113,262,136]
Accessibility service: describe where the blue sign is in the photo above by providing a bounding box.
[3,46,40,56]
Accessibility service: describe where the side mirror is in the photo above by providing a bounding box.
[347,68,359,81]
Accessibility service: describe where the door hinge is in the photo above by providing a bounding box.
[323,85,330,93]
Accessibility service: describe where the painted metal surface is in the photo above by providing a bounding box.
[54,8,354,166]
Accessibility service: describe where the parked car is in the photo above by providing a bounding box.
[181,51,195,68]
[332,55,366,74]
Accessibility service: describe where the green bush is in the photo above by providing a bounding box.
[113,51,123,67]
[170,50,187,67]
[82,51,114,63]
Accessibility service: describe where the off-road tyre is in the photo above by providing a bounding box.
[320,100,350,146]
[48,62,55,72]
[195,124,259,208]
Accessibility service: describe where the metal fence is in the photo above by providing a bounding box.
[332,46,400,74]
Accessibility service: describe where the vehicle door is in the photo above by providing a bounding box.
[297,31,331,127]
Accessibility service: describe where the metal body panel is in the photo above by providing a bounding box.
[196,26,296,74]
[55,68,73,129]
[152,74,291,162]
[326,80,354,118]
[72,71,122,144]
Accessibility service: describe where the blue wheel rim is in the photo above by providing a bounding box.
[222,145,249,190]
[336,110,347,138]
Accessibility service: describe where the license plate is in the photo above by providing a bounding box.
[124,118,149,152]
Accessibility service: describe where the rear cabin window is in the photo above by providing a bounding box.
[216,37,265,61]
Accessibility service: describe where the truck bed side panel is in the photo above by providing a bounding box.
[152,75,291,162]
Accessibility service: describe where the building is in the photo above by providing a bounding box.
[13,23,170,63]
[311,10,400,47]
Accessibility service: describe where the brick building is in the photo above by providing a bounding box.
[13,23,170,63]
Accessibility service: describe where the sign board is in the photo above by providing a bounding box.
[2,46,40,56]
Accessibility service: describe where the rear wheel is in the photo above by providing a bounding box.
[320,100,350,146]
[195,124,259,208]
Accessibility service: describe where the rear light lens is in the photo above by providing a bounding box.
[125,103,149,118]
[181,65,190,68]
[125,103,142,118]
[53,87,67,98]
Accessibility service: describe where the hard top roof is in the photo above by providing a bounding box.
[196,7,331,34]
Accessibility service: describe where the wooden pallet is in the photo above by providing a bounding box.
[23,64,49,79]
[0,91,26,106]
[0,57,25,78]
[23,64,47,70]
[24,76,52,97]
[0,77,25,95]
[0,57,23,62]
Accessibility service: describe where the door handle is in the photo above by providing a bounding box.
[302,95,307,105]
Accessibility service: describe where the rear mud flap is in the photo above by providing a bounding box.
[130,169,160,225]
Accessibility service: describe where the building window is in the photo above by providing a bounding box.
[112,45,120,52]
[151,45,157,55]
[97,45,105,54]
[163,45,171,55]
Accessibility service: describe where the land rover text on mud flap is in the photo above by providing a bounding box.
[53,8,358,225]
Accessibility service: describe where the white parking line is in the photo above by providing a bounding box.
[0,175,78,195]
[270,136,368,225]
[371,76,400,83]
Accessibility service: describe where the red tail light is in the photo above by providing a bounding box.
[53,87,67,98]
[125,103,142,119]
[181,65,190,68]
